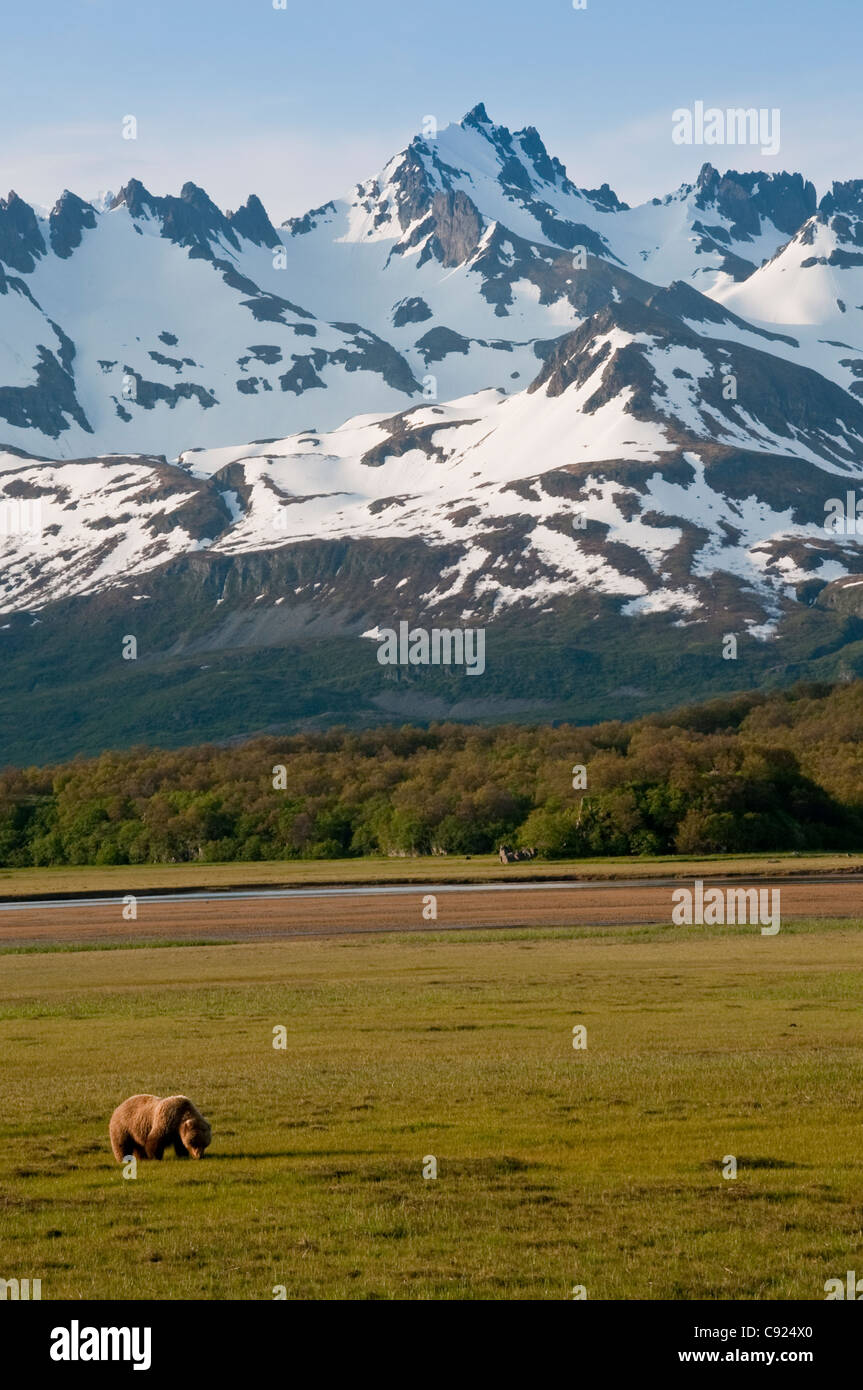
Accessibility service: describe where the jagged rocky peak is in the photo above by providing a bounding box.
[389,143,437,230]
[457,103,520,170]
[169,181,239,250]
[109,179,280,251]
[819,179,863,219]
[458,103,572,195]
[110,178,239,254]
[694,162,817,236]
[695,162,720,193]
[109,178,154,217]
[461,100,493,130]
[583,181,630,212]
[2,189,33,215]
[529,294,662,398]
[514,125,560,183]
[457,104,626,211]
[179,180,212,206]
[339,101,626,270]
[49,190,97,259]
[281,199,337,236]
[0,189,46,271]
[227,193,281,248]
[5,100,863,474]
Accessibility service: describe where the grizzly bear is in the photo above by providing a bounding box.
[109,1094,212,1162]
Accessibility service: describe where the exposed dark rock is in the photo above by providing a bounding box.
[390,147,434,232]
[498,154,535,197]
[515,127,562,187]
[211,259,266,297]
[415,326,471,363]
[239,345,282,366]
[148,350,184,372]
[462,102,492,130]
[646,280,798,345]
[110,179,154,217]
[531,295,863,466]
[112,179,240,255]
[228,194,281,249]
[240,291,316,323]
[582,182,629,212]
[283,201,337,236]
[360,413,477,467]
[689,220,758,281]
[279,354,327,394]
[0,343,92,438]
[0,191,46,272]
[48,191,97,258]
[392,296,433,328]
[328,324,420,394]
[695,164,816,237]
[530,206,612,259]
[428,190,483,267]
[471,223,652,319]
[119,368,218,412]
[819,180,863,218]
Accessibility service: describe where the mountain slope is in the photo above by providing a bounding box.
[4,106,863,761]
[0,105,833,462]
[5,293,863,628]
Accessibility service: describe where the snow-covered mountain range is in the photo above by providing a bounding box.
[3,104,863,758]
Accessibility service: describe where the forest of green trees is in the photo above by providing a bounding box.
[2,681,863,866]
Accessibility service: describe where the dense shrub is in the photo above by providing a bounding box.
[1,681,862,864]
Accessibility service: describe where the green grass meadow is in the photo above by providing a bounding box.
[2,850,862,899]
[2,920,863,1300]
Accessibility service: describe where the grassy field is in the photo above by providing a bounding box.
[2,850,862,899]
[2,918,862,1300]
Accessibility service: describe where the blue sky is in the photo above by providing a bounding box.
[3,0,863,220]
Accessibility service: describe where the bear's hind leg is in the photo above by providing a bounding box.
[110,1129,129,1163]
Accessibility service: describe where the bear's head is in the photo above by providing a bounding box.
[180,1112,212,1159]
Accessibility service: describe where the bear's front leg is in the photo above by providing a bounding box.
[173,1137,189,1158]
[145,1136,166,1159]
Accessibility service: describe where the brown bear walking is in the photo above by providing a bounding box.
[109,1094,212,1162]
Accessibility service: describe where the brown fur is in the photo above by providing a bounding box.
[109,1094,212,1162]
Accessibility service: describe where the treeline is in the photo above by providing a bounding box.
[2,681,863,865]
